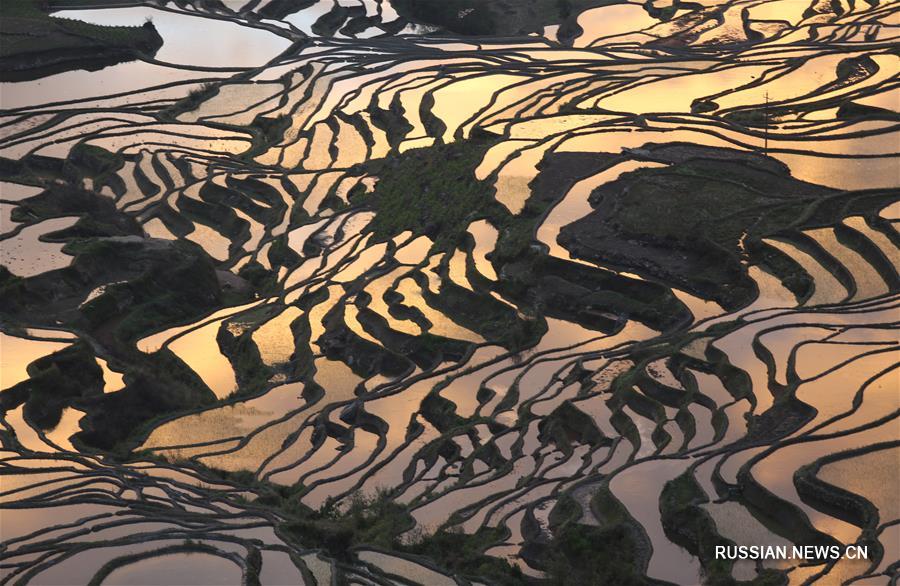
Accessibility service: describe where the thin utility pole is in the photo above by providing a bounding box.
[764,92,769,155]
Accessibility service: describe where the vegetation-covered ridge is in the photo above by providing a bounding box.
[391,0,614,38]
[0,0,162,81]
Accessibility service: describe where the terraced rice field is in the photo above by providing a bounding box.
[1,0,898,584]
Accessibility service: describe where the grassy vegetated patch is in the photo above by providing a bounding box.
[311,2,366,36]
[0,152,259,453]
[0,343,103,432]
[282,489,413,560]
[352,137,555,349]
[270,487,525,585]
[163,82,221,119]
[539,400,612,454]
[558,156,792,308]
[0,150,240,348]
[0,0,163,81]
[0,337,216,454]
[489,149,695,332]
[419,391,467,432]
[318,304,412,378]
[541,522,648,585]
[217,324,274,399]
[77,349,218,453]
[558,145,895,309]
[355,143,622,264]
[416,274,547,350]
[401,527,526,585]
[0,228,224,348]
[256,0,318,19]
[70,238,225,342]
[353,139,694,337]
[66,143,126,187]
[507,485,657,584]
[353,137,511,249]
[658,471,749,585]
[2,197,208,333]
[248,114,294,154]
[353,139,612,263]
[392,0,614,37]
[1,135,129,202]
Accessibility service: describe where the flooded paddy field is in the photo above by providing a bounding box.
[1,0,898,584]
